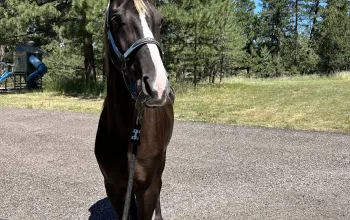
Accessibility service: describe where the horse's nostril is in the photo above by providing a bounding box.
[143,76,153,97]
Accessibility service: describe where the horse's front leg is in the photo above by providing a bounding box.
[104,180,125,219]
[154,191,163,220]
[136,175,163,220]
[154,153,166,220]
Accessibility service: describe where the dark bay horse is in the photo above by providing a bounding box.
[95,0,174,219]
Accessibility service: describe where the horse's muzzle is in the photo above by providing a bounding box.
[144,93,167,107]
[142,78,169,107]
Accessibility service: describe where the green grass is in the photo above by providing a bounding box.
[0,92,104,114]
[1,74,350,133]
[174,74,350,132]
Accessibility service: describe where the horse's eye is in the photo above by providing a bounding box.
[111,15,124,27]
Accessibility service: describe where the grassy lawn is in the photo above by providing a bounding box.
[175,75,350,132]
[1,74,350,133]
[0,92,103,114]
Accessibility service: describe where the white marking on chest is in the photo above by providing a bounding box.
[139,12,167,99]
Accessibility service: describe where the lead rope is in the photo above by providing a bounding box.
[122,114,142,220]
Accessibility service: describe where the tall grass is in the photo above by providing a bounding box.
[44,74,106,97]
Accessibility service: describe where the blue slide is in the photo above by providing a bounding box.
[0,62,12,83]
[0,71,12,83]
[27,55,48,89]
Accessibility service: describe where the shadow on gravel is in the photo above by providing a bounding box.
[89,198,117,220]
[89,197,139,220]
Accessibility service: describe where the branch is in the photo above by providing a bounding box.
[31,0,72,7]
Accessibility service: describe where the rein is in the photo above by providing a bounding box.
[123,114,142,220]
[105,2,163,219]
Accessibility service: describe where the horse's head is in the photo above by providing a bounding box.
[106,0,169,107]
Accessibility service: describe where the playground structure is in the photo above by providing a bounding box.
[0,43,47,92]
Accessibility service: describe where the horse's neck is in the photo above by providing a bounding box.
[105,67,135,130]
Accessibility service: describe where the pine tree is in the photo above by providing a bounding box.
[0,0,61,46]
[58,0,105,83]
[259,0,292,76]
[211,0,245,85]
[234,0,259,76]
[160,0,245,86]
[313,0,350,73]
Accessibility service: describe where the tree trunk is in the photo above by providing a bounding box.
[310,0,320,41]
[182,65,186,82]
[294,0,299,66]
[208,63,212,83]
[83,34,96,83]
[175,68,180,82]
[0,45,5,61]
[193,23,198,88]
[211,64,217,84]
[219,54,224,86]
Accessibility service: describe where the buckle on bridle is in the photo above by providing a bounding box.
[120,55,126,71]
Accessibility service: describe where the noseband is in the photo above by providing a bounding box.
[106,3,164,99]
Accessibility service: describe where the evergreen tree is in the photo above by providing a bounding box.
[313,0,350,73]
[0,0,104,83]
[0,0,61,47]
[234,0,259,76]
[2,0,350,88]
[160,0,245,86]
[259,0,292,76]
[58,0,105,83]
[211,0,245,85]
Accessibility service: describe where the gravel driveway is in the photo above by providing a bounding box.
[0,108,349,220]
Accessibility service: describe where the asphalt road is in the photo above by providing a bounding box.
[0,108,349,220]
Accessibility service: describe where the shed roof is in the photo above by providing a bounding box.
[15,44,44,54]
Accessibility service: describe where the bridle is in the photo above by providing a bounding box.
[106,2,164,99]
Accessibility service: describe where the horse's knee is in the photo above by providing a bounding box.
[134,157,156,181]
[134,165,153,191]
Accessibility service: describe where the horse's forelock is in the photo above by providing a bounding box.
[134,0,148,14]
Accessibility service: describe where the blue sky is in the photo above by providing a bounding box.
[254,0,262,14]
